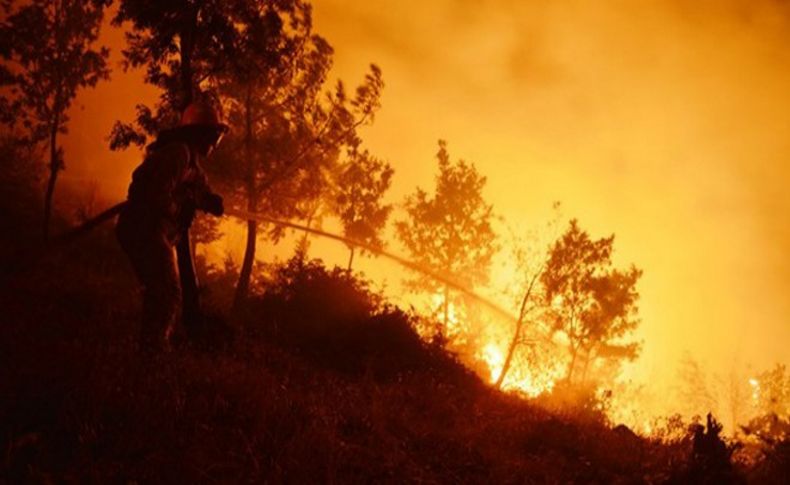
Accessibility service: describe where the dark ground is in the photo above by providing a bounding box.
[0,212,784,484]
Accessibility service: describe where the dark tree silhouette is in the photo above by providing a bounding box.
[206,1,384,309]
[331,146,394,270]
[0,0,110,240]
[396,140,497,337]
[108,0,242,149]
[684,414,743,484]
[741,363,790,453]
[541,219,642,384]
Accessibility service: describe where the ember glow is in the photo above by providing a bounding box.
[479,341,565,398]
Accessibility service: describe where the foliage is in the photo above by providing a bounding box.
[673,414,744,484]
[190,212,222,247]
[753,364,790,418]
[743,429,790,484]
[535,380,609,424]
[108,0,242,148]
[540,219,642,384]
[208,1,349,221]
[396,140,497,335]
[647,413,696,444]
[0,0,109,143]
[247,255,441,378]
[331,146,394,269]
[739,364,790,479]
[0,204,786,483]
[743,414,790,445]
[0,0,110,238]
[203,0,384,306]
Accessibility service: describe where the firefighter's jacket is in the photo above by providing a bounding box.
[119,141,215,246]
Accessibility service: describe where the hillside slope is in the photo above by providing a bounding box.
[0,227,752,483]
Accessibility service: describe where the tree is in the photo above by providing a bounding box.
[540,219,642,384]
[676,353,719,419]
[108,0,242,149]
[331,146,394,270]
[753,364,789,418]
[0,0,110,240]
[494,203,563,388]
[396,140,497,338]
[206,1,384,309]
[741,364,790,478]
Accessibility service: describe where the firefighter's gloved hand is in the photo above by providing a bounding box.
[203,193,224,216]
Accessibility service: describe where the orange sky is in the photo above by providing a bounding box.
[61,0,788,406]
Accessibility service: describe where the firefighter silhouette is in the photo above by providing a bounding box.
[116,102,227,352]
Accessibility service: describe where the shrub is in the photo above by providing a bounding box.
[245,255,447,379]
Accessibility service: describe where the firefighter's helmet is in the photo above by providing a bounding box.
[179,102,229,133]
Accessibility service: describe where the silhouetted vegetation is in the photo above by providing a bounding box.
[108,0,241,147]
[1,199,788,482]
[396,140,498,336]
[0,0,110,239]
[541,219,642,384]
[331,146,394,270]
[1,0,787,482]
[243,253,451,378]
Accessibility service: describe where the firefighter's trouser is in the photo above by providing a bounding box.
[116,220,180,351]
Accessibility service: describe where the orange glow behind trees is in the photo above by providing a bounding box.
[541,219,642,384]
[10,0,788,436]
[396,140,497,339]
[0,0,110,240]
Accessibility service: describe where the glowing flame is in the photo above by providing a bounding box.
[749,377,760,402]
[481,342,505,382]
[477,341,563,397]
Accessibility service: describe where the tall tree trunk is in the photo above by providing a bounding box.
[43,113,62,241]
[233,214,257,310]
[233,85,256,311]
[495,269,542,388]
[347,247,355,271]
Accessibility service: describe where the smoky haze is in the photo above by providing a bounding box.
[60,0,789,415]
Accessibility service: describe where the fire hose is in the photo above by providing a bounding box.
[224,207,519,324]
[37,201,519,324]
